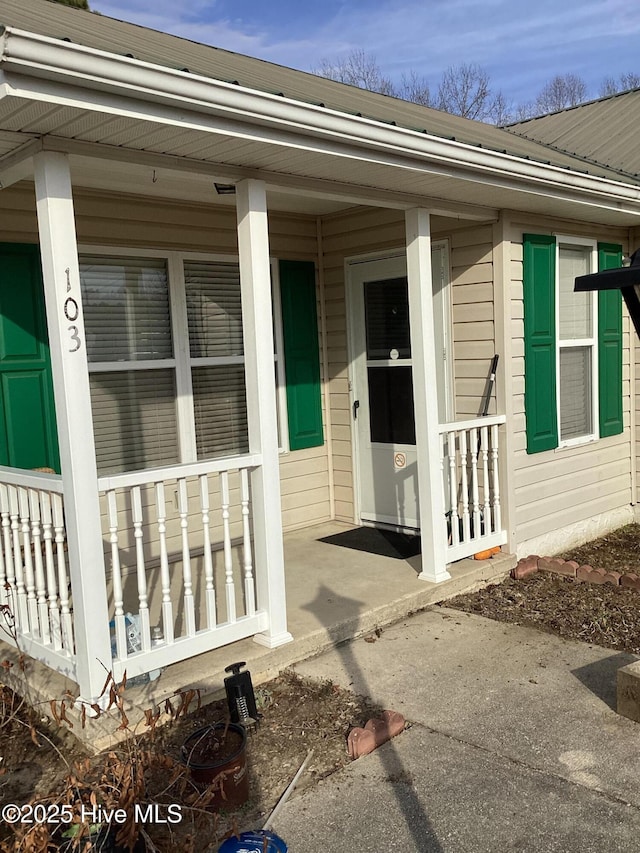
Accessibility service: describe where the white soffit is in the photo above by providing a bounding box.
[1,29,640,224]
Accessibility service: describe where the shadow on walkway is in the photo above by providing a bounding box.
[572,651,637,711]
[302,583,444,852]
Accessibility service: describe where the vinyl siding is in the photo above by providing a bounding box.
[508,217,633,552]
[450,226,496,417]
[0,184,331,535]
[633,225,640,507]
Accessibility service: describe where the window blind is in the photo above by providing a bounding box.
[80,256,178,474]
[192,365,248,458]
[559,347,592,441]
[80,256,172,362]
[89,369,179,474]
[558,248,592,340]
[184,260,244,358]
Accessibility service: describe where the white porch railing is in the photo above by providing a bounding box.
[438,414,507,563]
[0,467,75,676]
[97,453,266,681]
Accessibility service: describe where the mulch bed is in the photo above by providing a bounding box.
[0,670,381,852]
[448,523,640,654]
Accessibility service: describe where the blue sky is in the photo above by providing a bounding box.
[91,0,640,109]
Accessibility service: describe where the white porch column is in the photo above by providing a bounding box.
[405,208,451,583]
[236,179,292,648]
[33,151,112,700]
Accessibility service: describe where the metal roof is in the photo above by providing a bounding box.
[506,89,640,182]
[1,0,640,227]
[0,0,636,186]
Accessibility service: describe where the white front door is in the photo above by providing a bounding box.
[348,245,452,531]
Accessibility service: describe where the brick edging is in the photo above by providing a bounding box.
[511,556,640,590]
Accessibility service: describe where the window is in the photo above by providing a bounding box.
[79,252,323,475]
[523,234,623,455]
[80,253,265,474]
[81,255,180,474]
[184,260,249,459]
[556,240,598,445]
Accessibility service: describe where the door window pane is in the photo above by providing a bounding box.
[367,366,415,445]
[559,347,592,440]
[364,278,411,360]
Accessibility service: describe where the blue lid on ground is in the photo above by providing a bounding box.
[218,830,287,853]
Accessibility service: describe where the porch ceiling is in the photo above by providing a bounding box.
[2,35,640,225]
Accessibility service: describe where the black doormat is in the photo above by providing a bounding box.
[318,527,421,560]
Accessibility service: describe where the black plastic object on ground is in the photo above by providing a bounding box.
[224,661,258,725]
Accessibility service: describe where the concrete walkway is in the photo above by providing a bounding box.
[270,607,640,853]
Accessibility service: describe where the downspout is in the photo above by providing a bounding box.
[316,216,335,519]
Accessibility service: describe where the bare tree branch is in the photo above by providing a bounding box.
[312,50,396,96]
[397,70,432,107]
[534,73,588,113]
[599,72,640,97]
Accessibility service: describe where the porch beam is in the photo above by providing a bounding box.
[405,208,451,583]
[40,137,498,222]
[33,150,112,701]
[0,138,41,189]
[236,178,292,648]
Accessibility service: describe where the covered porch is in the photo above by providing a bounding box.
[0,519,515,745]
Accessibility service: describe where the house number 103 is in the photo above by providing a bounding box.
[64,296,82,352]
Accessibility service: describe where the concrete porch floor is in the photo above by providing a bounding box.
[2,521,515,748]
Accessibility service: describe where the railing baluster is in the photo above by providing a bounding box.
[199,474,217,629]
[29,490,49,644]
[9,486,28,632]
[131,486,151,652]
[40,492,62,651]
[52,494,73,653]
[481,425,491,535]
[220,471,236,623]
[440,433,449,542]
[240,468,255,617]
[178,478,196,636]
[459,430,471,544]
[470,427,481,539]
[491,423,501,535]
[155,482,174,644]
[106,490,127,662]
[447,432,459,545]
[19,487,38,636]
[0,485,13,601]
[0,485,8,610]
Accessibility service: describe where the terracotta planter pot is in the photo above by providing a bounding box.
[181,723,249,808]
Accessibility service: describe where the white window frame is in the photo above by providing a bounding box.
[79,245,289,472]
[554,235,599,449]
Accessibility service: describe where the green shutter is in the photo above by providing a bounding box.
[279,260,324,451]
[597,243,623,438]
[523,234,558,454]
[0,244,60,472]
